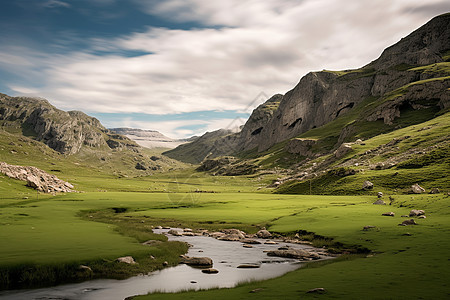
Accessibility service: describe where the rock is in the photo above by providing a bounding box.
[183,228,193,232]
[410,184,425,194]
[222,229,246,239]
[256,229,272,238]
[278,246,290,250]
[237,264,261,268]
[399,219,417,226]
[335,144,352,159]
[362,180,374,190]
[243,244,253,248]
[168,229,182,236]
[266,249,320,260]
[0,162,75,193]
[264,241,278,245]
[202,268,219,274]
[418,215,427,219]
[190,280,197,283]
[180,256,213,267]
[402,232,412,236]
[373,199,386,205]
[249,288,264,293]
[409,209,425,217]
[117,256,136,264]
[363,225,376,231]
[135,162,147,170]
[155,226,163,229]
[242,239,261,244]
[430,188,440,194]
[377,192,383,198]
[162,261,168,266]
[381,212,395,217]
[285,138,318,157]
[306,288,326,294]
[78,265,93,272]
[183,232,195,236]
[209,232,226,238]
[219,234,243,241]
[142,240,162,246]
[401,215,409,218]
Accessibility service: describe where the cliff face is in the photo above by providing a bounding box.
[166,13,449,163]
[0,94,137,155]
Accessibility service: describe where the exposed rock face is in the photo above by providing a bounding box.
[285,138,318,157]
[0,161,74,193]
[0,94,138,155]
[165,14,450,162]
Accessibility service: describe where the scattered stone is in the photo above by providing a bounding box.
[117,256,136,264]
[381,212,395,217]
[209,232,226,238]
[190,280,197,284]
[306,288,326,294]
[237,264,261,268]
[149,255,155,260]
[183,232,195,236]
[222,229,246,239]
[362,180,374,190]
[249,288,264,293]
[410,184,425,194]
[418,215,427,219]
[399,219,417,226]
[256,229,272,239]
[184,228,193,232]
[377,192,383,198]
[155,226,163,229]
[162,226,171,229]
[266,249,320,260]
[373,199,386,205]
[218,234,242,241]
[409,209,425,217]
[430,188,440,194]
[363,226,376,231]
[202,268,219,274]
[242,239,261,244]
[401,215,409,218]
[402,232,412,236]
[162,261,168,266]
[180,256,213,267]
[243,244,253,248]
[278,246,290,250]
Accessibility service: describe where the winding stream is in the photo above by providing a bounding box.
[0,229,332,300]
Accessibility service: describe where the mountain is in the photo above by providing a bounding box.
[167,13,450,163]
[110,128,187,149]
[0,94,187,177]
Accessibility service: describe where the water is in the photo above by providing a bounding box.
[0,229,332,300]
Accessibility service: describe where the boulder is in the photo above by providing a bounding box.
[430,188,440,194]
[373,199,386,205]
[410,184,425,194]
[409,209,425,217]
[335,144,352,159]
[362,180,374,190]
[381,212,395,217]
[78,265,93,272]
[202,268,219,274]
[399,219,417,226]
[377,192,383,198]
[266,249,320,260]
[418,215,427,219]
[256,229,272,238]
[180,256,213,267]
[222,229,245,239]
[117,256,136,264]
[168,229,182,236]
[264,241,278,245]
[209,232,226,238]
[219,234,242,241]
[243,244,253,248]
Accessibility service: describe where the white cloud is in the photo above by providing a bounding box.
[43,0,71,8]
[4,0,450,136]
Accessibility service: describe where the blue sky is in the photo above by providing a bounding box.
[0,0,449,138]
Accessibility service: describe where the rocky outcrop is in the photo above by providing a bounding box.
[285,139,318,157]
[0,94,138,155]
[0,161,74,193]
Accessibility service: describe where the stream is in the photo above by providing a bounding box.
[0,228,332,300]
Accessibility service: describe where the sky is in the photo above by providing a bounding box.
[0,0,449,139]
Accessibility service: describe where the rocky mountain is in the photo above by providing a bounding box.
[0,94,138,155]
[110,128,187,149]
[167,13,450,163]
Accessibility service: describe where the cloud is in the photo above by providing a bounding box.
[43,0,71,9]
[3,0,449,137]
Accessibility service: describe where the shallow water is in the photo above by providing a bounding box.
[0,229,331,300]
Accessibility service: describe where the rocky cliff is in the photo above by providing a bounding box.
[0,94,138,155]
[167,13,450,163]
